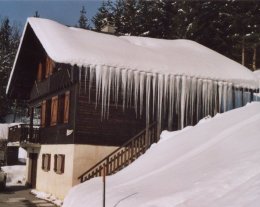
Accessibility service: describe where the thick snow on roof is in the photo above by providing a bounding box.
[63,102,260,207]
[13,17,258,88]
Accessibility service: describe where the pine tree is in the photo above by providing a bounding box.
[78,6,90,29]
[92,0,114,31]
[0,17,20,120]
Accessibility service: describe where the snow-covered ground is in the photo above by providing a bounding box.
[31,189,63,206]
[1,165,26,186]
[63,102,260,207]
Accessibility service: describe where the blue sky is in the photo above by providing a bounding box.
[0,0,102,30]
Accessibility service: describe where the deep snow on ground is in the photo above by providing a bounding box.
[2,165,26,186]
[63,102,260,207]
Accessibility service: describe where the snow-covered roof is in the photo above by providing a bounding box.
[63,102,260,207]
[7,17,258,93]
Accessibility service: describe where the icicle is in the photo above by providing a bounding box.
[78,67,82,94]
[213,81,218,114]
[163,74,169,118]
[146,74,152,126]
[221,82,228,112]
[139,72,146,118]
[202,79,208,116]
[127,70,134,108]
[106,67,113,119]
[101,66,109,120]
[88,65,95,103]
[218,81,223,113]
[83,67,88,93]
[190,77,197,125]
[227,83,233,111]
[95,65,102,109]
[121,69,127,111]
[157,74,164,133]
[114,68,121,107]
[168,75,175,130]
[196,79,202,122]
[207,80,213,116]
[134,71,140,117]
[175,76,181,116]
[180,76,187,129]
[184,77,191,126]
[152,74,157,119]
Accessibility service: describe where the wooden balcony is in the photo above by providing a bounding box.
[8,124,40,144]
[30,68,73,100]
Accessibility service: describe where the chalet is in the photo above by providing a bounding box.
[6,18,259,199]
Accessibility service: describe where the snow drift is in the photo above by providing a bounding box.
[63,102,260,207]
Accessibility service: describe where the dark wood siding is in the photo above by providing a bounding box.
[74,69,146,146]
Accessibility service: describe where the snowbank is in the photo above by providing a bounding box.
[1,165,26,186]
[31,189,63,206]
[63,102,260,207]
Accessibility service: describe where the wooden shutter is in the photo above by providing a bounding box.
[54,154,57,172]
[64,91,70,123]
[51,96,58,126]
[47,154,51,171]
[37,63,42,82]
[41,101,46,127]
[41,154,45,170]
[46,57,54,78]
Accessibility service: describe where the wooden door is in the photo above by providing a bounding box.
[29,153,38,188]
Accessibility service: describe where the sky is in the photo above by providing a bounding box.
[0,0,102,30]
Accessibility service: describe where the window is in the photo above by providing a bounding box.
[54,154,65,174]
[51,96,58,126]
[41,154,51,172]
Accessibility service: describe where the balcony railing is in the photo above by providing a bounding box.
[8,124,40,144]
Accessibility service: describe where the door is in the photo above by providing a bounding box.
[29,153,38,188]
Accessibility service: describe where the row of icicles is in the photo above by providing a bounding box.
[78,65,256,132]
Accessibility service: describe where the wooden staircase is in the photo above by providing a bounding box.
[78,122,158,183]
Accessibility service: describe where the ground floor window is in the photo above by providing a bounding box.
[54,154,65,174]
[41,154,51,172]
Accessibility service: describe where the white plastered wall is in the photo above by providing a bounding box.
[34,144,116,200]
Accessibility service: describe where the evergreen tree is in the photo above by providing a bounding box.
[0,17,20,120]
[78,6,90,29]
[93,0,260,70]
[92,0,114,31]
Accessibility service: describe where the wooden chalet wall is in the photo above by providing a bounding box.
[29,61,78,145]
[74,68,146,146]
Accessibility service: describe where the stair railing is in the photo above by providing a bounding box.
[78,122,157,183]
